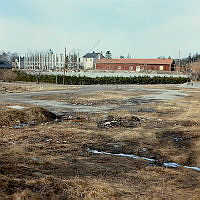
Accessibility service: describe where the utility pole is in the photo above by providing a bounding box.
[77,53,79,71]
[63,47,67,85]
[178,50,181,72]
[56,74,58,84]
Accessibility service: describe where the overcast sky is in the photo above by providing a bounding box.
[0,0,200,58]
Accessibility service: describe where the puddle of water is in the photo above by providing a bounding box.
[88,149,200,172]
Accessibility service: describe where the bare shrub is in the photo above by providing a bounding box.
[2,70,17,82]
[0,69,6,80]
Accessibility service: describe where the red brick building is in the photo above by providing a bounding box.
[96,59,175,72]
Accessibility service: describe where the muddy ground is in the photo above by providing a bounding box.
[0,82,200,199]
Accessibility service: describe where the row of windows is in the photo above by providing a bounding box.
[117,66,135,70]
[116,65,164,70]
[85,58,93,62]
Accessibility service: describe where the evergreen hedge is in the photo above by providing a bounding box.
[16,72,190,85]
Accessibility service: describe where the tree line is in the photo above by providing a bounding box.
[180,52,200,66]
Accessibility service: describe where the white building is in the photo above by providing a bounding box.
[82,52,104,70]
[18,50,65,71]
[18,50,80,72]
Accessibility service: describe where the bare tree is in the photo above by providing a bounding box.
[0,51,18,63]
[105,51,112,59]
[0,52,10,62]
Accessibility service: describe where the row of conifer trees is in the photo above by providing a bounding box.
[16,72,190,85]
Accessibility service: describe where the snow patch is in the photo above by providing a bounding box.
[7,105,25,110]
[88,149,200,172]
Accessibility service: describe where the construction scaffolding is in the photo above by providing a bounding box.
[18,50,81,72]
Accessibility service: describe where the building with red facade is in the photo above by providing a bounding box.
[96,59,176,72]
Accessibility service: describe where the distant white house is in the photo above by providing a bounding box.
[82,52,104,70]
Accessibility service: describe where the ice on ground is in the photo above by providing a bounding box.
[7,105,25,110]
[184,166,200,171]
[180,82,200,88]
[88,149,200,172]
[163,162,180,168]
[28,71,189,78]
[87,149,155,162]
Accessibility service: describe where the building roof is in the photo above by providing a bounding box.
[96,59,174,65]
[83,52,104,59]
[0,61,13,69]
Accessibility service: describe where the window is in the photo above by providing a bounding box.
[129,66,133,70]
[160,66,164,70]
[136,66,141,72]
[118,66,121,70]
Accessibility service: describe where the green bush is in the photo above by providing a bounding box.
[16,72,190,85]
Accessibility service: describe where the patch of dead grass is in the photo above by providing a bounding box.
[0,82,80,94]
[0,107,57,127]
[1,86,200,199]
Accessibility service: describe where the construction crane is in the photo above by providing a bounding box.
[88,40,101,53]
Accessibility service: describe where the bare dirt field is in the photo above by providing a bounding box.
[0,82,200,199]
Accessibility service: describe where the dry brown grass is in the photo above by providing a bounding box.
[0,107,57,127]
[1,176,129,200]
[1,85,200,199]
[0,82,80,94]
